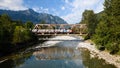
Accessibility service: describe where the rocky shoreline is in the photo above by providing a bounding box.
[76,40,120,68]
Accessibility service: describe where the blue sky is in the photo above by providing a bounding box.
[0,0,104,24]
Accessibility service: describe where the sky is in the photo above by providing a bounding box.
[0,0,104,24]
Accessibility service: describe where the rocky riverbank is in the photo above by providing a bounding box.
[76,40,120,68]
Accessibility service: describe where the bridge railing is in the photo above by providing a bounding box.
[32,29,72,34]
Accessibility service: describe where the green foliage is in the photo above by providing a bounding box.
[0,14,13,44]
[92,0,120,54]
[81,10,98,39]
[23,30,32,41]
[81,0,120,54]
[12,26,34,44]
[25,21,34,29]
[0,14,38,55]
[92,21,109,49]
[12,26,25,44]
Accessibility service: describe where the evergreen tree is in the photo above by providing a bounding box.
[93,0,120,54]
[81,10,98,39]
[25,21,34,30]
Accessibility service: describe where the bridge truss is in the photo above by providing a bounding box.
[32,24,87,35]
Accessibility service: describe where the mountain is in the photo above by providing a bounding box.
[0,9,67,24]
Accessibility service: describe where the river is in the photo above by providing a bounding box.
[0,36,116,68]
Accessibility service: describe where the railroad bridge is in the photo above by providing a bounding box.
[32,24,87,36]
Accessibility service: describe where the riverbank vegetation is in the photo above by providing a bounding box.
[0,14,38,56]
[81,0,120,54]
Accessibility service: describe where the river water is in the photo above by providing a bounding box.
[0,36,116,68]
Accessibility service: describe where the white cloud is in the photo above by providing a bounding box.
[64,0,69,3]
[0,0,104,24]
[52,8,60,16]
[62,0,104,24]
[33,7,49,13]
[0,0,27,10]
[61,6,65,10]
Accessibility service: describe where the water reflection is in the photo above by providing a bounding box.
[32,47,116,68]
[0,40,117,68]
[0,52,32,68]
[33,47,82,60]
